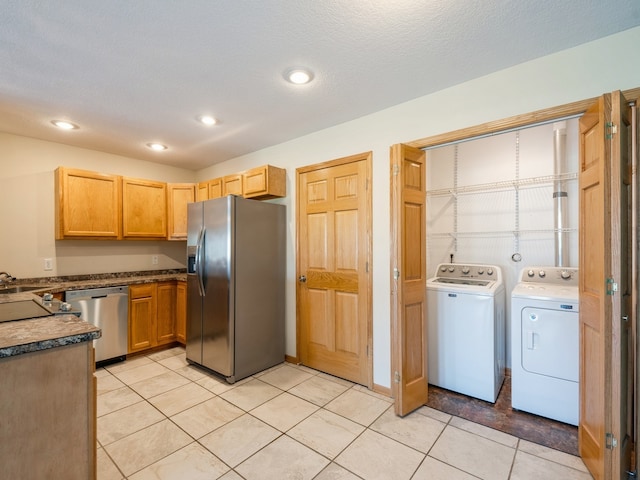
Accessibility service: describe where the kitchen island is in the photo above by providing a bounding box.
[0,292,101,479]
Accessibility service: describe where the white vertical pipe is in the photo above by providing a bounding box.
[553,122,568,267]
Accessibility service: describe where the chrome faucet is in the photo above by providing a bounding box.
[0,272,16,286]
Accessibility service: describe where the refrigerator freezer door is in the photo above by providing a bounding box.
[201,196,234,376]
[186,201,204,365]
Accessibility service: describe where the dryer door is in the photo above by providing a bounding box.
[521,306,578,382]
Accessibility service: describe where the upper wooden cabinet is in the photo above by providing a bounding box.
[223,174,243,197]
[122,177,167,239]
[167,183,195,241]
[55,167,122,239]
[196,181,208,202]
[243,165,286,199]
[208,178,223,199]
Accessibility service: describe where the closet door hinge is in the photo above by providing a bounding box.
[606,122,618,139]
[606,278,618,295]
[393,164,400,176]
[394,371,401,383]
[606,432,618,449]
[393,268,400,280]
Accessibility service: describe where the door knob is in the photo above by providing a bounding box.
[299,275,307,283]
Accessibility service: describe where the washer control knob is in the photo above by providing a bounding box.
[440,266,447,272]
[477,269,484,274]
[487,268,494,276]
[538,270,546,278]
[448,266,455,272]
[527,270,535,277]
[461,266,470,274]
[561,270,572,279]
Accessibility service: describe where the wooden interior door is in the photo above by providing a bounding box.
[579,91,633,479]
[390,143,428,416]
[297,153,372,386]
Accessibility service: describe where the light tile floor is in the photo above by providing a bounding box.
[97,347,593,479]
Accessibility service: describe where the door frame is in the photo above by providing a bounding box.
[392,87,640,472]
[295,152,374,389]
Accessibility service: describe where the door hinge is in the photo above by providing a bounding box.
[606,122,618,139]
[606,432,618,449]
[394,371,401,383]
[393,268,400,280]
[627,470,637,479]
[393,164,400,176]
[606,277,618,295]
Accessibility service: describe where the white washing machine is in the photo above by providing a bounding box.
[511,266,579,425]
[427,263,506,403]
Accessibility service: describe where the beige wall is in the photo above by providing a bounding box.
[2,26,639,388]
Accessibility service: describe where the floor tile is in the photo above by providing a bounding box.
[288,408,365,459]
[315,463,361,479]
[219,378,282,411]
[450,415,519,448]
[250,392,318,431]
[518,439,589,473]
[146,347,185,361]
[97,447,124,480]
[218,472,244,480]
[429,425,516,480]
[370,406,446,453]
[416,405,452,424]
[199,414,280,467]
[103,419,192,477]
[510,450,593,479]
[105,356,153,374]
[196,374,236,395]
[147,382,214,416]
[288,374,351,406]
[128,442,229,480]
[98,400,165,445]
[112,362,171,385]
[170,396,243,439]
[236,435,329,480]
[258,363,315,390]
[412,456,477,480]
[325,388,390,426]
[97,386,144,417]
[157,353,188,371]
[97,373,126,395]
[128,370,191,399]
[335,429,424,480]
[174,364,208,381]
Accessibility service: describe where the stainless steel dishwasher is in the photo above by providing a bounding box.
[66,285,128,366]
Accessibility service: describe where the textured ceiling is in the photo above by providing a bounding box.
[1,1,639,171]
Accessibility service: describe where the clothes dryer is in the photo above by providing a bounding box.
[427,263,505,403]
[511,266,579,425]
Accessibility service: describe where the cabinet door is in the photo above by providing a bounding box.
[167,183,195,241]
[208,178,223,199]
[128,284,157,353]
[196,182,209,201]
[55,167,122,239]
[175,281,187,345]
[223,174,243,196]
[243,165,286,199]
[122,177,167,238]
[156,282,177,345]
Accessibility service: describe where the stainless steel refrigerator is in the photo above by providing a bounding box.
[186,195,285,383]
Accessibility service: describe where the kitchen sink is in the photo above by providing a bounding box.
[0,285,46,294]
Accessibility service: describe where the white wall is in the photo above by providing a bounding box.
[197,26,640,388]
[2,26,639,389]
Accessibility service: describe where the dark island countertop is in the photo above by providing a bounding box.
[0,292,101,358]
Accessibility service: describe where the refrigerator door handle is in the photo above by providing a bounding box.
[196,225,206,296]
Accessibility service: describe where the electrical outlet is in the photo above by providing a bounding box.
[152,255,159,265]
[44,258,53,271]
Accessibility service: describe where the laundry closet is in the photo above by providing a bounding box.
[426,118,580,367]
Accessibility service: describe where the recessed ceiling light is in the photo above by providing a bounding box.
[51,120,79,130]
[146,143,168,151]
[198,115,218,126]
[285,68,314,85]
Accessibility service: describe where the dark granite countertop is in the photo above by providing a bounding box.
[0,292,101,359]
[0,269,187,295]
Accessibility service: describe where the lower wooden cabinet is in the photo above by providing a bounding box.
[176,281,187,345]
[129,281,186,353]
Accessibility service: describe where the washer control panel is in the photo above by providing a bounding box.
[436,263,499,280]
[520,266,578,286]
